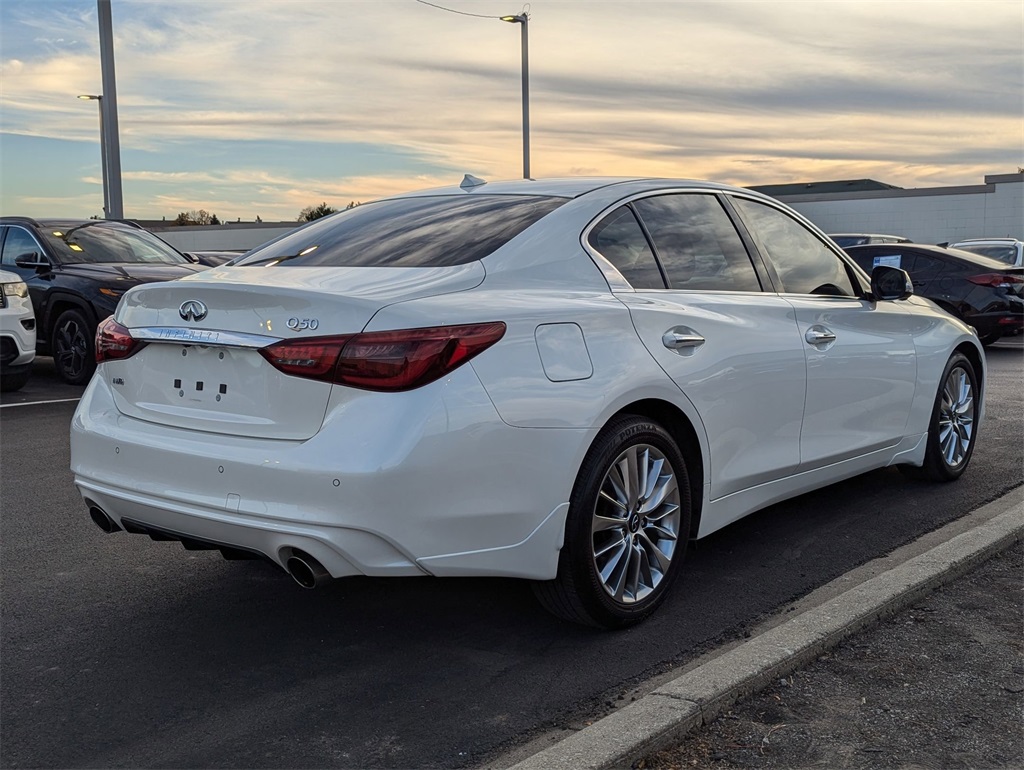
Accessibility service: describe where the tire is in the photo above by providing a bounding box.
[977,332,1001,347]
[0,368,31,392]
[51,308,96,385]
[900,352,979,482]
[532,415,692,628]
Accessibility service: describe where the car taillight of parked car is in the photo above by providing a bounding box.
[95,317,148,363]
[259,322,506,392]
[967,273,1024,289]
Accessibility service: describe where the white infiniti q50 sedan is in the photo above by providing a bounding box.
[70,178,984,628]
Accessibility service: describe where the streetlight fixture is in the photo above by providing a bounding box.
[78,94,110,218]
[501,13,530,179]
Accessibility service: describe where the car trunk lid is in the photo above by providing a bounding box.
[105,263,484,439]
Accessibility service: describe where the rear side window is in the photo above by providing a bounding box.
[632,194,761,292]
[236,195,566,268]
[587,206,666,289]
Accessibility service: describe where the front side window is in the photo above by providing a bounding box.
[732,198,856,297]
[1,226,44,266]
[586,206,665,289]
[236,195,566,268]
[39,223,187,265]
[632,194,761,292]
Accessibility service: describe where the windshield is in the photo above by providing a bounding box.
[235,195,567,268]
[956,244,1018,265]
[40,223,188,265]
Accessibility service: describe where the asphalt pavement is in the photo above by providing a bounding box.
[1,341,1022,769]
[499,488,1024,770]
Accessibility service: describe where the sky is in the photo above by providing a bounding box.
[1,0,1021,222]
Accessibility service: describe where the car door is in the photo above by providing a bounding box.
[587,193,806,500]
[729,196,918,470]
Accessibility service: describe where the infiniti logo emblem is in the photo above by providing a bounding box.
[179,299,208,322]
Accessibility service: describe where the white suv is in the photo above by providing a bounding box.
[951,238,1024,267]
[0,269,36,392]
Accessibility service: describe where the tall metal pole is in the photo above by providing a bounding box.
[96,99,110,218]
[78,94,110,218]
[502,13,531,179]
[97,0,124,218]
[520,16,530,179]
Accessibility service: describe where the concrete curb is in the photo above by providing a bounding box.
[506,490,1024,770]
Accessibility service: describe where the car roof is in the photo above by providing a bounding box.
[845,243,1016,270]
[389,176,756,200]
[0,216,137,229]
[828,233,909,239]
[952,238,1022,244]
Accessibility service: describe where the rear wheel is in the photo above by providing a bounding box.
[51,308,96,385]
[977,332,1001,347]
[900,352,978,482]
[533,415,692,628]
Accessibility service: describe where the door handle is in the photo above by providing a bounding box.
[805,326,837,346]
[662,330,705,350]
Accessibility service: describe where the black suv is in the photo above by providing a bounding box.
[0,218,205,384]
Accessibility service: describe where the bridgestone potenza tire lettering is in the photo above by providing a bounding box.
[533,415,692,628]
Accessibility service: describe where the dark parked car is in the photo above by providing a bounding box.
[829,233,911,248]
[0,217,205,384]
[183,250,246,267]
[845,243,1023,345]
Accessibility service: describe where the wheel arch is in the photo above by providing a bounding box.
[607,398,705,540]
[43,294,97,341]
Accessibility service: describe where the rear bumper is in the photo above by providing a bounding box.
[970,309,1024,337]
[71,366,592,580]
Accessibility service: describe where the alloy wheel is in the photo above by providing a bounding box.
[938,365,975,468]
[56,318,89,380]
[591,444,681,604]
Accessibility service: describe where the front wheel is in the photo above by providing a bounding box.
[533,415,692,628]
[51,308,96,385]
[901,352,979,482]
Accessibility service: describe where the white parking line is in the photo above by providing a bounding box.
[0,397,82,409]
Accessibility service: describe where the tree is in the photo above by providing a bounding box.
[299,202,338,222]
[174,209,219,226]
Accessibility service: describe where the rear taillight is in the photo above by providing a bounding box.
[259,322,506,392]
[967,273,1024,288]
[258,335,354,379]
[95,317,147,363]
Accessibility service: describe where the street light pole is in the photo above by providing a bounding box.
[78,95,110,218]
[501,13,530,179]
[97,0,124,218]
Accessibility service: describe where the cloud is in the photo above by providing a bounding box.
[1,0,1021,218]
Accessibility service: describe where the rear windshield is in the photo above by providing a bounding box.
[236,195,567,268]
[956,244,1018,265]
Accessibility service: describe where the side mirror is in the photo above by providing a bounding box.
[183,252,200,264]
[871,265,913,301]
[14,251,50,270]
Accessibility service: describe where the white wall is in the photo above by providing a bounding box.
[775,174,1023,244]
[148,223,298,252]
